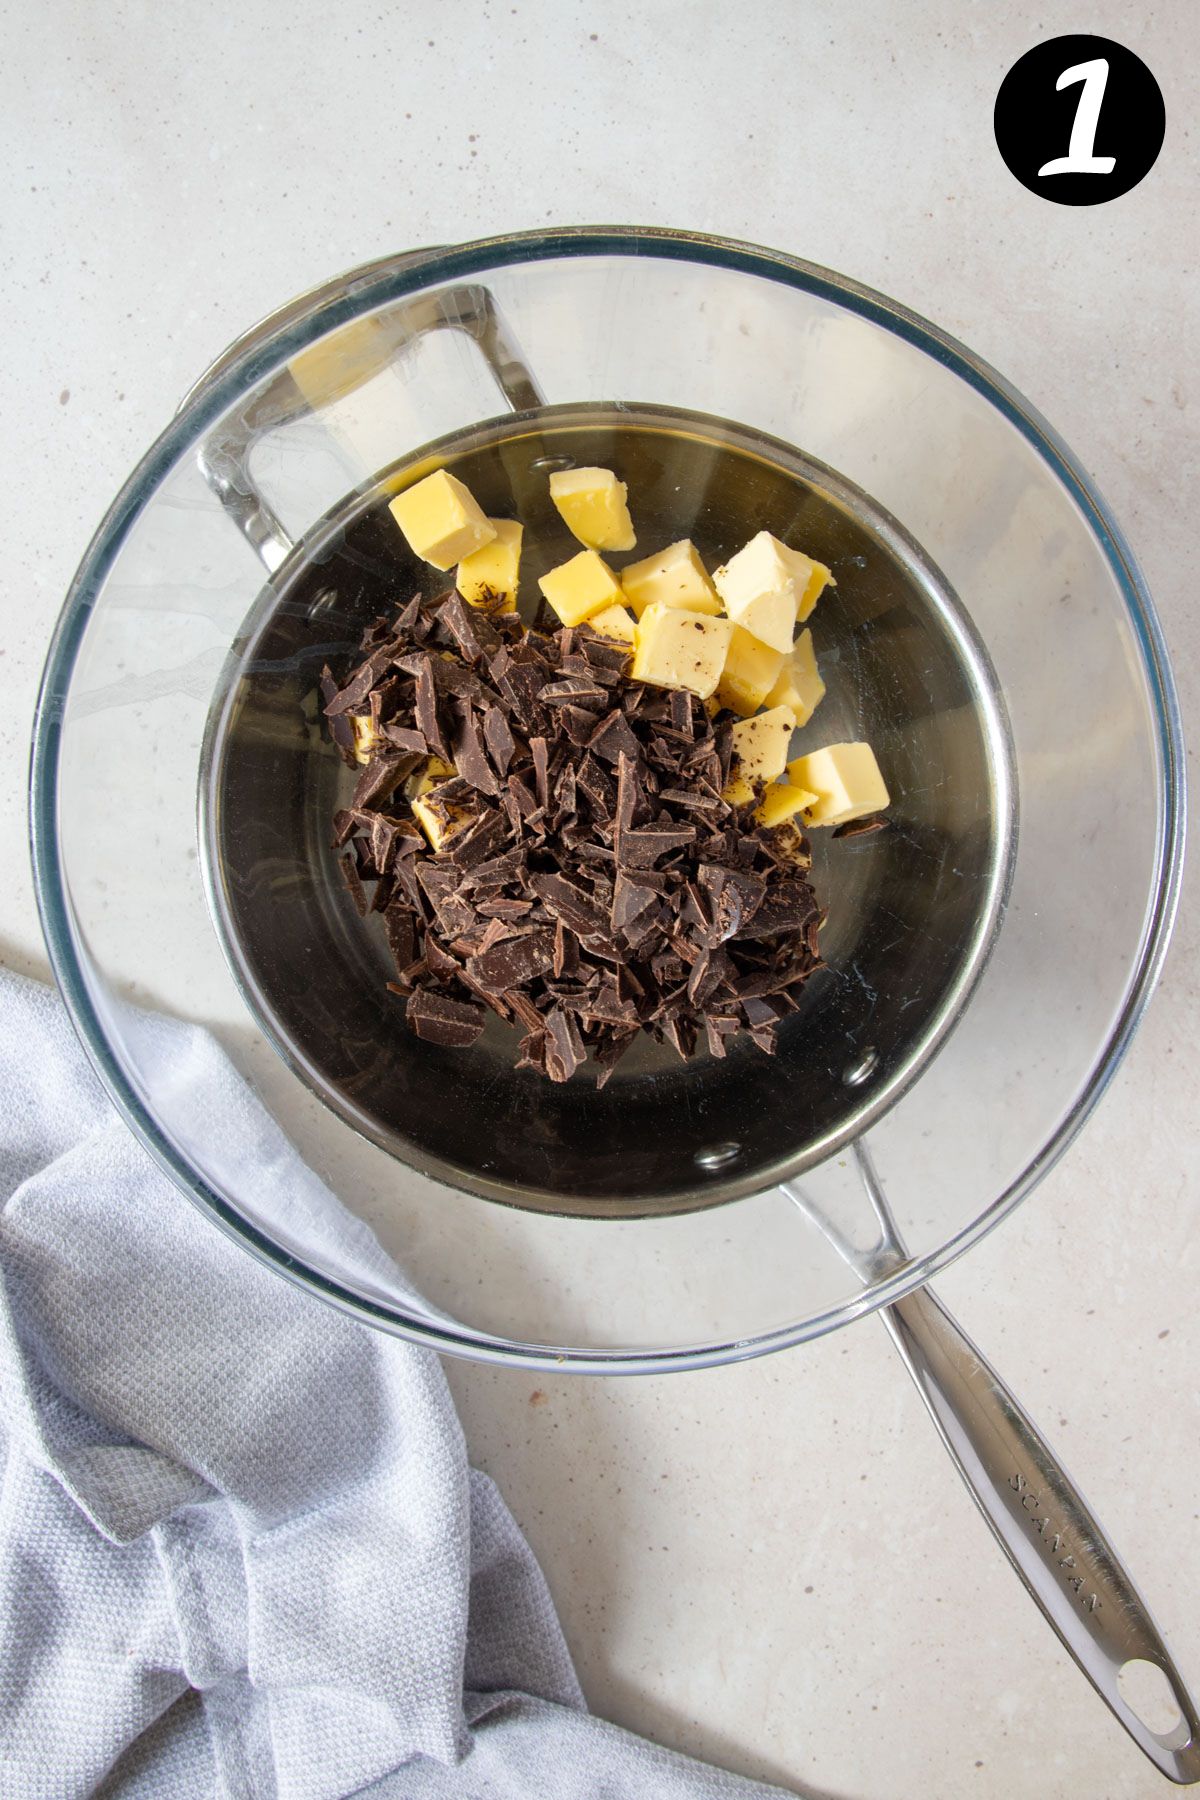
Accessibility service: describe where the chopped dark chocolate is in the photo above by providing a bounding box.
[528,872,609,939]
[413,656,449,761]
[588,708,642,766]
[467,929,556,994]
[482,704,516,778]
[405,989,487,1048]
[325,585,827,1082]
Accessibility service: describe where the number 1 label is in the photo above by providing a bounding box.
[1038,59,1117,177]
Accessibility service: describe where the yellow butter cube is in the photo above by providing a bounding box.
[620,539,720,617]
[714,530,835,648]
[764,628,825,726]
[716,626,785,717]
[787,742,890,827]
[548,466,637,551]
[754,782,819,828]
[456,518,522,609]
[411,793,467,851]
[409,756,454,798]
[721,705,797,803]
[538,549,624,627]
[796,555,835,622]
[349,713,381,766]
[585,603,637,644]
[389,470,496,571]
[411,769,475,850]
[630,602,732,700]
[729,587,797,655]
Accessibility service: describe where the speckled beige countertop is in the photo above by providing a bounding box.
[1,3,1196,1795]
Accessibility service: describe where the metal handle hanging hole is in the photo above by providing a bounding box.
[529,454,576,473]
[1118,1660,1188,1739]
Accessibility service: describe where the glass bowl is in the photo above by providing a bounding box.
[30,228,1184,1371]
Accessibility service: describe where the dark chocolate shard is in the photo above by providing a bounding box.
[617,825,696,869]
[528,873,609,939]
[382,724,428,755]
[576,755,615,821]
[579,633,635,674]
[414,656,450,761]
[588,709,642,766]
[531,736,550,812]
[423,933,460,981]
[467,930,556,993]
[543,1005,586,1083]
[539,676,608,708]
[557,703,601,746]
[482,704,516,778]
[696,863,766,944]
[669,689,694,737]
[382,904,416,974]
[323,646,393,717]
[449,701,500,796]
[592,1027,639,1089]
[440,808,507,870]
[406,989,486,1048]
[392,593,423,638]
[734,879,817,940]
[352,753,419,811]
[440,591,503,663]
[611,871,659,934]
[339,852,369,917]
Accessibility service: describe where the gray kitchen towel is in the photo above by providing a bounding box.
[0,970,795,1800]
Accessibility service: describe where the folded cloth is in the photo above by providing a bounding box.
[0,971,795,1800]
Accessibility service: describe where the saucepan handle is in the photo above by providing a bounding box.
[178,248,546,572]
[882,1283,1200,1783]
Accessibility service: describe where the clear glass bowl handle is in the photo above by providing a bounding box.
[177,247,546,572]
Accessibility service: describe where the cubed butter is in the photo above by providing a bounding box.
[548,467,637,551]
[585,603,637,644]
[538,549,624,627]
[410,756,454,798]
[411,777,476,850]
[349,713,381,765]
[721,704,797,804]
[772,816,814,869]
[630,603,732,700]
[620,539,720,617]
[410,795,471,849]
[716,626,785,717]
[754,782,819,828]
[389,470,496,571]
[456,518,522,609]
[795,554,835,622]
[764,628,825,726]
[714,530,835,649]
[787,742,890,827]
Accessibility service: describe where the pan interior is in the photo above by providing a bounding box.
[201,405,1012,1217]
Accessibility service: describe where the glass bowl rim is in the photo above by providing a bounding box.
[28,225,1186,1374]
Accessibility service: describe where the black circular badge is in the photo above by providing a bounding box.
[994,35,1165,205]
